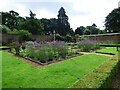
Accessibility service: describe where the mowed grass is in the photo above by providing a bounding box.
[2,51,109,88]
[0,46,9,49]
[0,51,2,89]
[96,47,118,55]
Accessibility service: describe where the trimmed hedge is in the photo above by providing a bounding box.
[71,54,119,88]
[99,44,120,47]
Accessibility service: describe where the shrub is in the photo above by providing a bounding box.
[1,25,11,33]
[8,29,31,35]
[20,41,69,63]
[51,41,68,58]
[77,40,99,52]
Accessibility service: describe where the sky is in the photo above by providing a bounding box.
[0,0,120,30]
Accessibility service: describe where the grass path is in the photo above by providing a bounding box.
[1,51,109,88]
[96,47,117,55]
[80,52,114,57]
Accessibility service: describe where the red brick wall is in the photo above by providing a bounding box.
[1,34,54,44]
[88,34,120,43]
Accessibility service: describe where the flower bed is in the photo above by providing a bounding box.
[77,40,100,52]
[19,41,79,64]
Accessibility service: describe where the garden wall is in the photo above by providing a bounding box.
[87,33,120,43]
[1,34,53,44]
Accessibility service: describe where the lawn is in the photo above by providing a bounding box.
[0,46,9,49]
[2,51,109,88]
[96,47,118,55]
[0,51,2,89]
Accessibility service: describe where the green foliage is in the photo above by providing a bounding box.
[84,29,91,35]
[9,41,21,55]
[77,40,99,52]
[1,10,19,30]
[1,10,44,35]
[20,41,69,63]
[56,34,64,41]
[65,34,72,42]
[17,30,32,35]
[96,47,118,55]
[75,26,85,35]
[8,29,31,35]
[19,18,44,35]
[1,25,11,33]
[57,7,73,36]
[105,7,120,33]
[72,55,119,88]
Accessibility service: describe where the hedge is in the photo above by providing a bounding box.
[71,54,119,88]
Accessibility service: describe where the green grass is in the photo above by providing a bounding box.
[2,51,109,88]
[96,47,118,55]
[0,46,9,49]
[72,55,119,88]
[0,50,2,89]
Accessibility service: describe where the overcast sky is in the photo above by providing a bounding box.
[0,0,120,30]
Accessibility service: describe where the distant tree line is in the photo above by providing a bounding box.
[0,6,120,37]
[0,7,74,36]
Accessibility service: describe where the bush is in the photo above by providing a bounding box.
[20,41,69,63]
[77,40,99,52]
[1,25,11,33]
[8,29,31,35]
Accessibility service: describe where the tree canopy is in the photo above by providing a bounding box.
[105,7,120,33]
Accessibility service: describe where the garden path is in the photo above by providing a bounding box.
[80,52,113,57]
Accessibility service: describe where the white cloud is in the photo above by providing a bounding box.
[0,0,120,30]
[69,0,119,30]
[35,9,57,19]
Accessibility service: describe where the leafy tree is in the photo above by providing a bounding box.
[86,24,99,34]
[98,30,106,34]
[29,10,36,19]
[20,10,44,35]
[84,29,91,35]
[105,7,120,33]
[57,7,72,36]
[65,34,72,42]
[56,33,64,41]
[1,25,11,33]
[1,10,19,30]
[75,26,85,35]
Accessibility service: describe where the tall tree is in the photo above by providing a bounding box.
[105,7,120,33]
[57,7,72,36]
[2,10,19,30]
[20,10,44,35]
[75,26,85,35]
[86,24,99,34]
[29,10,36,19]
